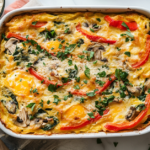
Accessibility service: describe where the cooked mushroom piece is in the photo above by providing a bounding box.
[124,61,136,71]
[15,108,30,127]
[83,22,89,27]
[30,118,43,129]
[5,101,16,114]
[91,24,101,31]
[5,38,19,55]
[113,98,122,103]
[126,85,142,97]
[144,79,150,91]
[125,106,136,121]
[87,43,107,61]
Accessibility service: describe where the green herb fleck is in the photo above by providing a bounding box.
[74,85,80,89]
[87,112,95,118]
[59,44,62,49]
[53,95,61,105]
[90,28,94,32]
[64,28,70,33]
[84,65,90,78]
[122,22,130,31]
[32,21,38,25]
[93,60,97,64]
[86,89,98,97]
[117,47,121,51]
[39,99,43,107]
[80,97,85,103]
[83,80,88,84]
[47,100,50,104]
[26,103,36,111]
[48,83,58,92]
[124,51,130,57]
[96,18,101,22]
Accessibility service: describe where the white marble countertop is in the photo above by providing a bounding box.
[2,0,150,150]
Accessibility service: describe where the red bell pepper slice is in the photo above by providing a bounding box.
[70,75,116,96]
[6,32,55,56]
[105,94,150,132]
[70,90,87,96]
[76,23,116,44]
[96,75,116,94]
[29,68,63,86]
[60,109,109,130]
[7,32,27,41]
[104,15,138,31]
[132,35,150,68]
[30,22,47,28]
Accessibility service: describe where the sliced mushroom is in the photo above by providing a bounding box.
[5,101,16,114]
[90,24,101,31]
[144,79,150,91]
[113,98,122,103]
[126,85,142,97]
[15,108,30,127]
[30,118,43,129]
[124,61,136,71]
[87,43,107,61]
[125,106,136,121]
[5,38,19,55]
[83,22,89,27]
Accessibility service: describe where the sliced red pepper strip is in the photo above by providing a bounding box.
[70,90,87,96]
[104,15,138,31]
[132,35,150,68]
[6,32,55,56]
[30,22,47,28]
[105,94,150,132]
[29,68,63,86]
[76,23,116,44]
[7,32,27,41]
[96,75,116,94]
[60,109,109,130]
[70,75,116,96]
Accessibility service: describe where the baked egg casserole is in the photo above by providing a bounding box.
[0,12,150,135]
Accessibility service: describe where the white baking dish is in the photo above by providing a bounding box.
[0,6,150,139]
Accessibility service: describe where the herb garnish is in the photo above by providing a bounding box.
[90,28,94,32]
[87,112,95,119]
[86,89,98,97]
[47,100,50,104]
[26,103,36,111]
[39,99,43,107]
[68,59,72,66]
[48,83,58,92]
[53,95,61,105]
[96,18,101,22]
[84,65,90,78]
[32,21,38,25]
[74,85,80,89]
[124,51,131,57]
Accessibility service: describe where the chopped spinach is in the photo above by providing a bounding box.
[42,116,59,131]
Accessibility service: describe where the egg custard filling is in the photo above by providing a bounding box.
[0,12,150,134]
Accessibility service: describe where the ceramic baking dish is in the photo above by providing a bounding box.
[0,6,150,139]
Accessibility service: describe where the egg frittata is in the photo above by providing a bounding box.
[0,12,150,135]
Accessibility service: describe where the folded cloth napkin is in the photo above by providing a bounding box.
[4,0,42,15]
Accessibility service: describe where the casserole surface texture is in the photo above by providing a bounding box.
[1,12,150,135]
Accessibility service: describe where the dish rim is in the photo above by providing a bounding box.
[0,5,150,139]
